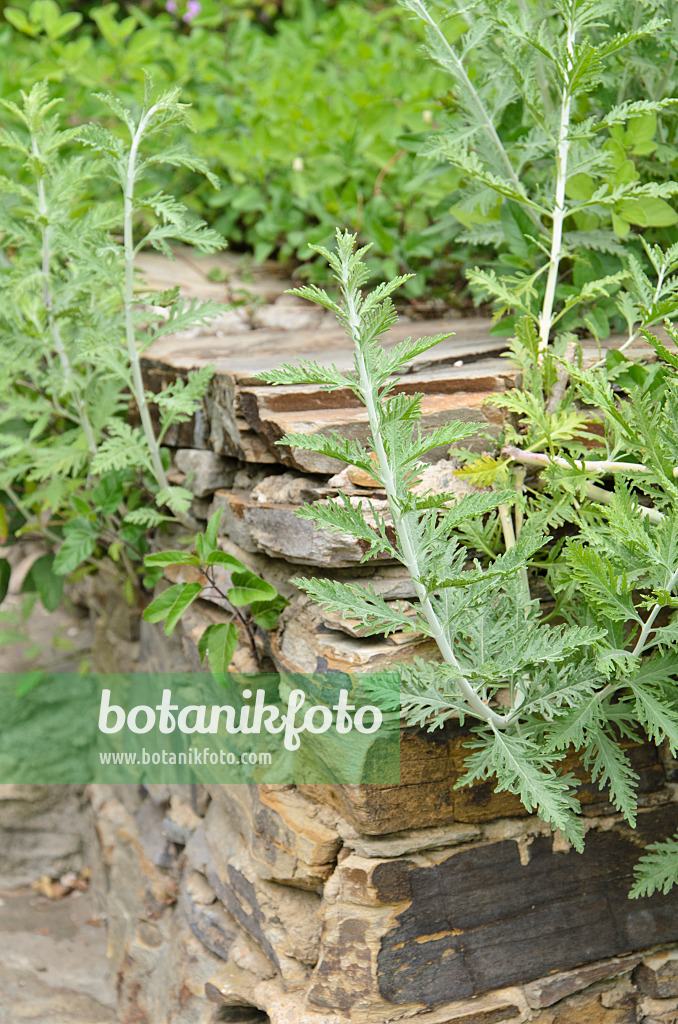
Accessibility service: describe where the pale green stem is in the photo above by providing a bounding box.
[406,0,541,230]
[538,11,576,353]
[514,466,525,539]
[502,444,656,476]
[632,565,678,656]
[32,139,97,457]
[498,498,530,601]
[585,482,664,525]
[343,274,508,730]
[123,106,170,496]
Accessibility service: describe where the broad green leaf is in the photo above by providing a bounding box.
[619,196,678,228]
[144,551,200,568]
[204,622,238,675]
[21,553,64,612]
[144,583,195,624]
[164,582,203,636]
[227,570,277,607]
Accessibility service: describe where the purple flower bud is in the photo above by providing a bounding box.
[165,0,178,12]
[182,0,201,21]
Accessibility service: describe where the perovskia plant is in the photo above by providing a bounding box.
[0,79,226,603]
[259,229,678,893]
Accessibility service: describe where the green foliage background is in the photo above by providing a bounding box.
[0,0,470,295]
[4,0,678,311]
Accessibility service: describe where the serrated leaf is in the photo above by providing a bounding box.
[630,830,678,898]
[198,621,238,674]
[53,522,98,575]
[206,622,238,676]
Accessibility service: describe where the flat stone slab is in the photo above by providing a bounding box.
[0,887,115,1021]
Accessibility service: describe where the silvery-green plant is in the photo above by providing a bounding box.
[260,231,678,893]
[402,0,678,352]
[396,0,678,893]
[0,80,225,603]
[260,232,601,850]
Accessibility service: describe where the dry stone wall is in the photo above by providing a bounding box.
[111,248,678,1024]
[9,250,675,1023]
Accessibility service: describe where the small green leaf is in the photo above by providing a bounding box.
[227,570,277,607]
[204,508,222,552]
[206,551,247,570]
[21,553,64,612]
[619,196,678,228]
[4,8,37,35]
[14,671,47,697]
[54,522,98,575]
[91,474,125,515]
[249,595,288,630]
[144,551,200,568]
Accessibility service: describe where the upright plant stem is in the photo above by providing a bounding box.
[342,272,507,730]
[538,9,576,354]
[123,107,170,496]
[406,0,540,228]
[32,139,97,457]
[633,565,678,656]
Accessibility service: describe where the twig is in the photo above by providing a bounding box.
[585,482,664,524]
[502,444,653,476]
[633,565,678,656]
[202,567,261,667]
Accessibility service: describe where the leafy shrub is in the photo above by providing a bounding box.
[0,81,224,605]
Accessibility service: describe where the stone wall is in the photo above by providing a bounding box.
[91,776,678,1024]
[93,249,678,1024]
[6,250,677,1024]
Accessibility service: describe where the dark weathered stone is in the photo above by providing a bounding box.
[300,725,668,835]
[524,956,642,1008]
[180,876,238,961]
[375,804,678,1005]
[634,953,678,998]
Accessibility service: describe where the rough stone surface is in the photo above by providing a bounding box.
[634,952,678,998]
[0,885,115,1023]
[0,786,92,889]
[174,448,237,497]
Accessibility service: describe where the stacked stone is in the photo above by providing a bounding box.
[101,249,678,1024]
[93,768,678,1024]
